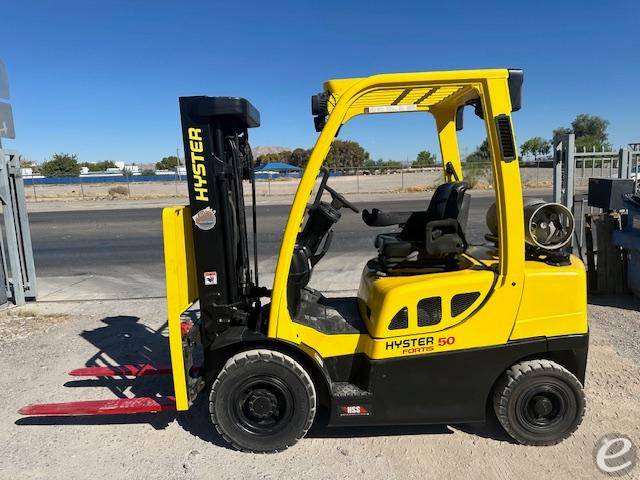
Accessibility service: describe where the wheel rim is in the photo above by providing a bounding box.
[231,375,295,436]
[516,382,572,433]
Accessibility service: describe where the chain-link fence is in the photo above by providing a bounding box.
[23,173,189,201]
[22,163,578,202]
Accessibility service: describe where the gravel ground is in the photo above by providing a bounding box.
[1,296,639,480]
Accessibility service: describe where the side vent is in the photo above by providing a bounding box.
[494,114,516,162]
[451,292,481,317]
[388,307,408,330]
[417,297,442,327]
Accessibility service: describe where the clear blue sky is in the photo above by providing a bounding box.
[2,1,639,165]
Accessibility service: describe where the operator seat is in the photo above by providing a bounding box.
[363,182,470,269]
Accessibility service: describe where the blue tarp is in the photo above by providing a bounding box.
[255,162,301,172]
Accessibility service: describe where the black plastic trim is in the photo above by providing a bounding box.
[494,114,517,162]
[182,96,260,128]
[328,333,589,427]
[507,69,523,112]
[455,105,464,131]
[388,307,409,330]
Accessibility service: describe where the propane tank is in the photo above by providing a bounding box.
[486,199,574,250]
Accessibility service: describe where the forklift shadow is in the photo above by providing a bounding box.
[176,402,516,449]
[16,315,517,445]
[174,400,453,448]
[307,410,516,444]
[16,315,176,430]
[589,293,640,312]
[451,420,517,444]
[306,409,452,439]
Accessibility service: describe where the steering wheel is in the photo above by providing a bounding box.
[324,184,359,213]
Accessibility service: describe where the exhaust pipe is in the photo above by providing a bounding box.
[486,199,574,250]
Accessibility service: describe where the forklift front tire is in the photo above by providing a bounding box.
[493,359,585,446]
[209,349,316,453]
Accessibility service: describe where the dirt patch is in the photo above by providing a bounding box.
[0,308,71,345]
[523,180,553,188]
[397,184,434,193]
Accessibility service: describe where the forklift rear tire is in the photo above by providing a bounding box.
[209,349,316,453]
[493,359,585,446]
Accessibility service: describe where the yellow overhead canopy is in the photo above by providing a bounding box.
[322,68,510,123]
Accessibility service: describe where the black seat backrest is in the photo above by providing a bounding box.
[426,182,470,222]
[400,182,470,241]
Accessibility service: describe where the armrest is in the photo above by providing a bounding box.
[362,208,413,227]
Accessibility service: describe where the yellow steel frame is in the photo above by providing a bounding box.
[266,69,587,360]
[162,206,198,411]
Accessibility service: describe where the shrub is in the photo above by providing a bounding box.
[463,162,491,188]
[41,153,81,177]
[108,186,129,196]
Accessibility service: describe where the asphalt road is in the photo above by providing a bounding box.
[28,194,548,278]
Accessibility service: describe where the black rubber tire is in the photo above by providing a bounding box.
[209,349,316,453]
[493,359,585,446]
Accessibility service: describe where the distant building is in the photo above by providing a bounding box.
[20,167,44,179]
[156,166,187,176]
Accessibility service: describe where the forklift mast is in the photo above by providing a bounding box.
[178,96,261,335]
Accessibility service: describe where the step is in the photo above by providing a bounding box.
[331,382,372,398]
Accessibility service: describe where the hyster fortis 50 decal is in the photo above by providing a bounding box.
[188,127,208,201]
[385,335,456,355]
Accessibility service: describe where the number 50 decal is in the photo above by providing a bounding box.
[438,336,455,347]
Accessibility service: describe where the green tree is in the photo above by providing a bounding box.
[520,137,551,162]
[572,114,611,150]
[412,150,437,167]
[464,139,490,164]
[41,153,81,177]
[363,157,378,168]
[289,148,311,167]
[141,168,155,176]
[255,140,368,168]
[552,127,572,146]
[463,139,491,187]
[378,159,402,168]
[325,140,369,168]
[156,155,181,170]
[256,151,292,166]
[363,158,402,169]
[80,160,117,172]
[552,114,611,150]
[572,114,608,142]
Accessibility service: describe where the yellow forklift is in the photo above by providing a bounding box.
[20,69,588,453]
